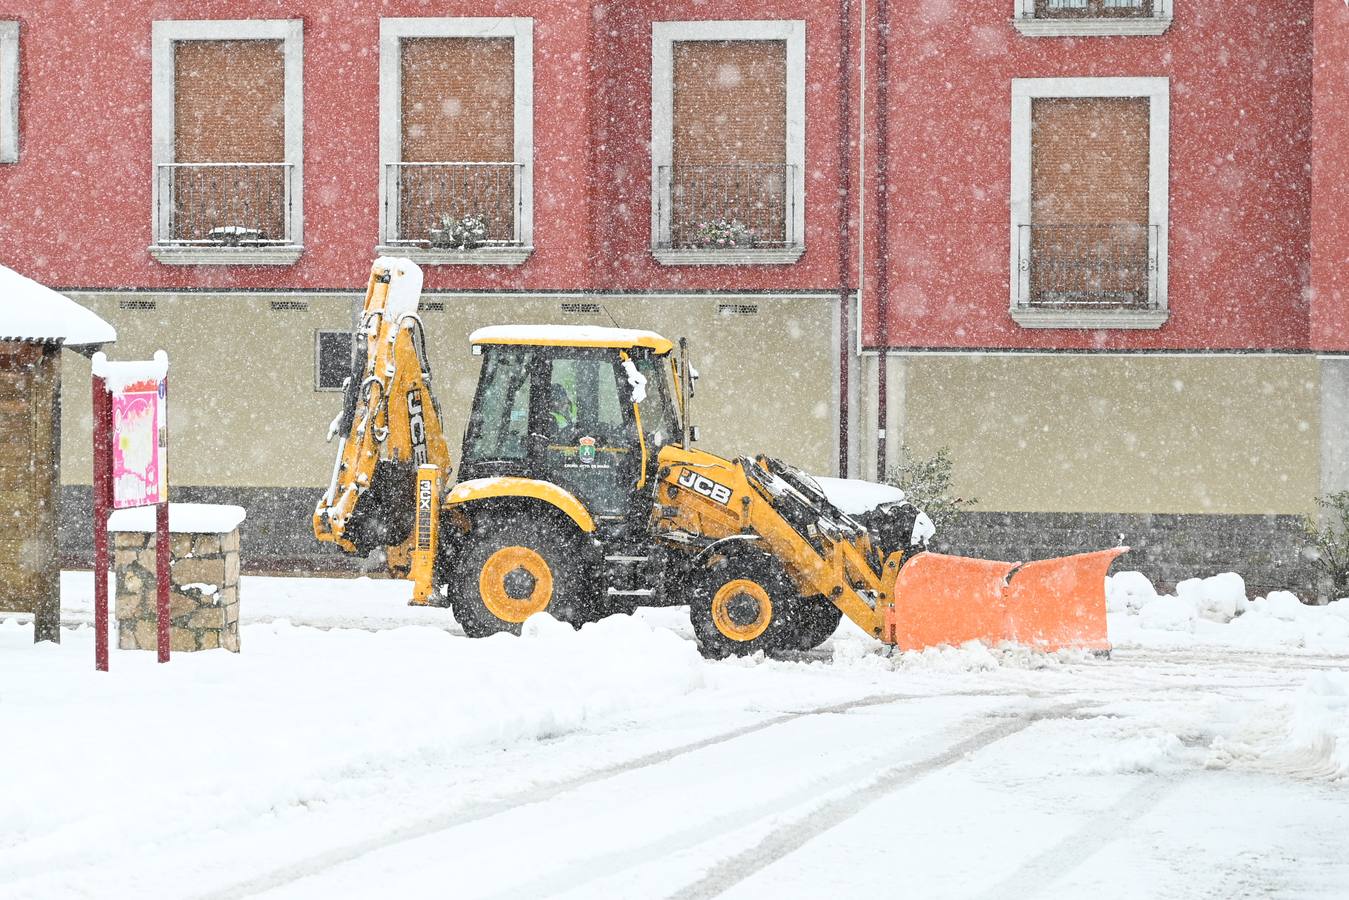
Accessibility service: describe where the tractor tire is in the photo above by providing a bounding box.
[450,514,593,638]
[689,550,795,659]
[784,597,843,651]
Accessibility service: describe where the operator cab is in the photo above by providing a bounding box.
[461,326,682,521]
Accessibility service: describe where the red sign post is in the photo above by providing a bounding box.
[91,351,169,670]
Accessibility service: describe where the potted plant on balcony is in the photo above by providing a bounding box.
[429,213,488,250]
[692,218,755,250]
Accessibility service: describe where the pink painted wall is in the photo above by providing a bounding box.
[1311,0,1349,350]
[0,2,1328,353]
[0,0,598,293]
[865,1,1315,351]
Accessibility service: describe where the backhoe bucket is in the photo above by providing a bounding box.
[885,547,1126,653]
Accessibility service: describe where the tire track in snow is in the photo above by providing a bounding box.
[198,689,1000,900]
[970,775,1184,900]
[660,703,1088,900]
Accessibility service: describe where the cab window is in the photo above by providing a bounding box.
[634,354,680,451]
[465,348,532,461]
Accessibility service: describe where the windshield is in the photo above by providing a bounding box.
[635,353,680,450]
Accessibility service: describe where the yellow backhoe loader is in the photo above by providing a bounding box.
[314,258,1125,658]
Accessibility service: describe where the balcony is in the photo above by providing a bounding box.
[1013,0,1172,36]
[1013,223,1168,329]
[150,163,301,266]
[652,163,804,266]
[378,162,530,266]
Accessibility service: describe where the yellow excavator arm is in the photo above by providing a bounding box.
[313,258,451,595]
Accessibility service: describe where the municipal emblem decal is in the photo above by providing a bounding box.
[578,436,597,464]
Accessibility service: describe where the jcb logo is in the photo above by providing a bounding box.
[677,469,732,506]
[407,390,427,465]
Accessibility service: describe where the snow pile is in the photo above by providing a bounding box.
[1107,571,1349,651]
[1084,731,1193,775]
[1208,671,1349,780]
[1105,569,1158,613]
[0,612,705,884]
[829,635,1089,673]
[1283,671,1349,779]
[814,476,907,515]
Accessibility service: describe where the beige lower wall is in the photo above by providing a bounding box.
[886,353,1320,516]
[60,291,839,488]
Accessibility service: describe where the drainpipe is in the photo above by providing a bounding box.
[837,0,853,477]
[874,0,892,480]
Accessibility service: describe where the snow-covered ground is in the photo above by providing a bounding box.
[3,570,1348,899]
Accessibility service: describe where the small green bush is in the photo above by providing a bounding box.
[1302,491,1349,601]
[884,445,978,533]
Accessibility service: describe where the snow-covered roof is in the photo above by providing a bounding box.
[108,503,246,534]
[470,324,674,355]
[0,263,116,347]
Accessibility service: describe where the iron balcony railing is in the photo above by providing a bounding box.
[154,163,294,246]
[1020,0,1157,19]
[383,162,525,248]
[655,163,799,250]
[1015,223,1159,310]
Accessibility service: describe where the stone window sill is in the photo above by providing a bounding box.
[1012,17,1172,37]
[1010,307,1169,330]
[374,245,533,266]
[149,245,303,266]
[650,247,805,266]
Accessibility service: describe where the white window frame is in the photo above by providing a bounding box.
[1010,77,1170,330]
[1012,0,1173,37]
[149,19,304,266]
[376,17,533,266]
[650,20,806,266]
[0,22,18,164]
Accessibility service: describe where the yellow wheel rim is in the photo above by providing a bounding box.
[711,579,772,642]
[479,546,554,623]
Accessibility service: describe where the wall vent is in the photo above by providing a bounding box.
[118,299,156,311]
[419,301,446,312]
[717,303,759,317]
[561,302,602,315]
[270,300,309,312]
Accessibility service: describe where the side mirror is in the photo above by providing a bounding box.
[689,425,701,443]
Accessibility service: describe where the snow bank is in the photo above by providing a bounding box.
[0,611,705,882]
[1107,571,1349,652]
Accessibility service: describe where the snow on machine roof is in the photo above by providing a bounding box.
[470,324,674,355]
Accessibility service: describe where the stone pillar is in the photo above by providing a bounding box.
[112,507,243,652]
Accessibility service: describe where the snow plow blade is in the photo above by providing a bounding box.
[884,547,1127,653]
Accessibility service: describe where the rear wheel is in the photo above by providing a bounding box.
[450,514,593,637]
[690,550,796,658]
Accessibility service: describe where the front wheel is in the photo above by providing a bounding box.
[450,514,592,637]
[689,551,796,658]
[783,597,843,651]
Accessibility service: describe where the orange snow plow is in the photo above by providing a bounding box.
[882,548,1126,653]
